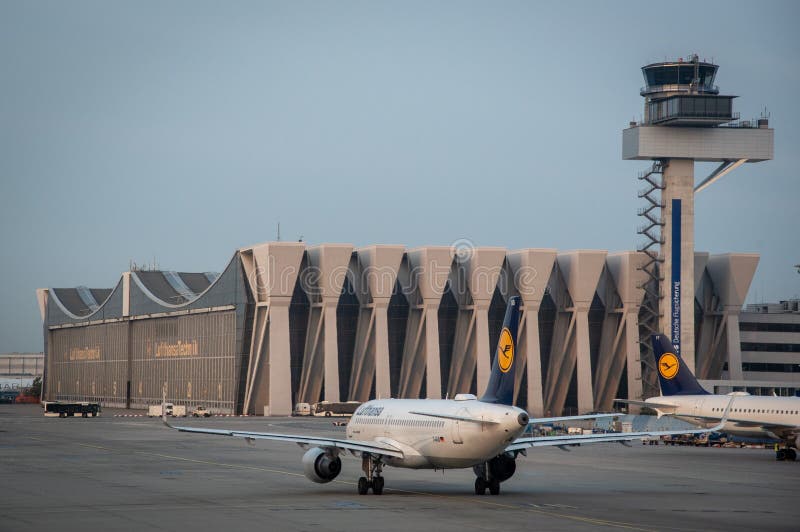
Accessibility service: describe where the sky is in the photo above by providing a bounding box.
[1,0,798,353]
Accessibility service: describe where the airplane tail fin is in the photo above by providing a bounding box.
[651,334,709,396]
[480,296,521,405]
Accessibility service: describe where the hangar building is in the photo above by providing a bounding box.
[36,243,760,416]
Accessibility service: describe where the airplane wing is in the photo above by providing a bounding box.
[162,417,404,458]
[508,398,735,452]
[656,412,799,436]
[614,399,678,412]
[529,413,618,424]
[505,423,723,452]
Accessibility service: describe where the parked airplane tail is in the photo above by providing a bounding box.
[480,296,521,405]
[651,334,709,396]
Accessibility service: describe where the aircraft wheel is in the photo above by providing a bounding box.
[488,479,500,496]
[787,449,797,461]
[372,476,384,495]
[474,477,487,495]
[358,477,369,495]
[776,449,787,461]
[325,411,332,417]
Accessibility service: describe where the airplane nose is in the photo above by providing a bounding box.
[517,412,529,426]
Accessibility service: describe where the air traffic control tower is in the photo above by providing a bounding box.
[623,55,773,397]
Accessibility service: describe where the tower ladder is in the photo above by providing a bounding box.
[636,160,666,400]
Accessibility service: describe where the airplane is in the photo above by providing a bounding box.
[163,296,729,495]
[617,334,800,462]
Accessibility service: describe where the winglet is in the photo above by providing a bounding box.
[714,395,734,431]
[704,395,734,433]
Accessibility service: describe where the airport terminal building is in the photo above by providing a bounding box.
[37,242,772,416]
[706,299,800,396]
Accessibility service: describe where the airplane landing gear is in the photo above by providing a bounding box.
[473,463,500,495]
[358,454,385,495]
[775,445,796,461]
[474,477,486,495]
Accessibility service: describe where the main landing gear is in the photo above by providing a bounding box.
[775,445,797,462]
[358,453,385,495]
[473,463,500,495]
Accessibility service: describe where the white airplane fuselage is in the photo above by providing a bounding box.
[345,398,528,469]
[646,394,800,440]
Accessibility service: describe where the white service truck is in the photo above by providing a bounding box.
[294,402,311,416]
[148,403,187,417]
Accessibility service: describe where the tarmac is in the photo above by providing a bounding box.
[1,404,797,532]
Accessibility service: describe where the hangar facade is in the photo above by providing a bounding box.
[37,242,759,416]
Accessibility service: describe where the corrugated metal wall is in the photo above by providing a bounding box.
[0,354,44,376]
[47,310,240,412]
[130,311,238,411]
[48,322,128,407]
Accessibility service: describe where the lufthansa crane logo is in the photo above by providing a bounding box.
[498,328,514,373]
[658,352,679,380]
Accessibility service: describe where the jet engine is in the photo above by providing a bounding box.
[473,452,517,483]
[487,452,516,482]
[302,447,342,483]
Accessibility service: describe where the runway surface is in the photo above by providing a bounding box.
[1,404,797,531]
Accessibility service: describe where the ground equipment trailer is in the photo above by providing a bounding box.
[43,401,101,418]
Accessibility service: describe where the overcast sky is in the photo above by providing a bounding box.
[1,0,798,353]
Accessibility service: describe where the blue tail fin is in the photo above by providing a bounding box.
[651,334,709,396]
[480,296,521,405]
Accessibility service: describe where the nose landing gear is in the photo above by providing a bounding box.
[358,453,385,495]
[474,476,500,495]
[473,463,501,495]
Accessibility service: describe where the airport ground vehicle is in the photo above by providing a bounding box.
[148,403,186,417]
[311,400,361,417]
[294,403,311,416]
[0,390,19,403]
[15,391,39,404]
[192,406,212,417]
[662,434,696,446]
[43,401,100,418]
